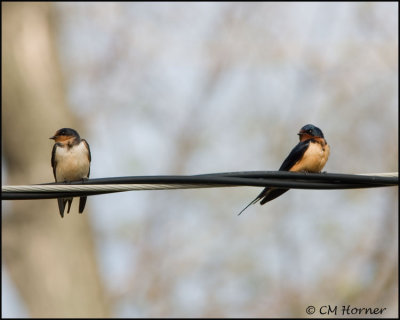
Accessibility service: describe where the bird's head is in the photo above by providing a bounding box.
[50,128,80,143]
[297,124,324,142]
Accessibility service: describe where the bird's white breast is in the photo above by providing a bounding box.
[290,140,330,173]
[55,142,90,182]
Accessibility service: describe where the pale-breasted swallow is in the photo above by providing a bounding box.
[50,128,91,217]
[239,124,330,215]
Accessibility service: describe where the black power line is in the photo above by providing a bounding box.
[2,171,398,200]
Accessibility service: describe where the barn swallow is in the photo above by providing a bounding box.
[50,128,91,218]
[239,124,330,215]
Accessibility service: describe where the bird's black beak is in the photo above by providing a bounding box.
[49,136,56,140]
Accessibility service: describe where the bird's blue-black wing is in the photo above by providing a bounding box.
[257,140,312,205]
[51,143,58,180]
[79,139,91,214]
[278,140,311,171]
[238,139,312,214]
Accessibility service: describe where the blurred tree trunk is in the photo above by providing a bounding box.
[2,2,109,317]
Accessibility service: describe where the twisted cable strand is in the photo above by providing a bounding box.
[2,172,398,200]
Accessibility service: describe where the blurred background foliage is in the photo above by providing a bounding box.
[2,2,398,317]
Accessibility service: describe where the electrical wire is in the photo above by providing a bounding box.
[2,171,398,200]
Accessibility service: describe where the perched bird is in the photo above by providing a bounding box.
[239,124,330,215]
[50,128,91,217]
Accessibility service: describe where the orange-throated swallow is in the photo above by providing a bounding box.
[50,128,91,218]
[239,124,330,215]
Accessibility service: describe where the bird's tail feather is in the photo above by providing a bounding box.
[79,196,87,213]
[238,195,262,216]
[238,187,290,215]
[259,188,289,205]
[66,198,73,213]
[57,198,65,218]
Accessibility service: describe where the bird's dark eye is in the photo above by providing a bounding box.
[308,129,312,134]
